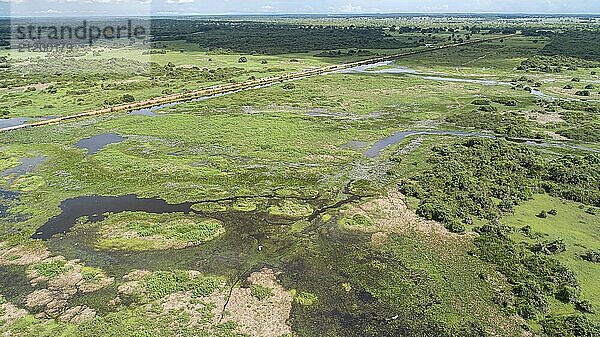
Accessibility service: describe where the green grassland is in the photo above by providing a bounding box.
[504,195,600,321]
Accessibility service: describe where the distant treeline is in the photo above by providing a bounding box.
[0,20,9,46]
[539,30,600,61]
[151,21,411,54]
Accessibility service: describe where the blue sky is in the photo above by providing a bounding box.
[3,0,600,17]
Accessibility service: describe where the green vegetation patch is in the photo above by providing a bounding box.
[191,202,228,213]
[93,212,225,251]
[396,139,600,230]
[268,200,314,218]
[11,176,45,192]
[446,109,533,138]
[290,290,317,306]
[141,270,222,300]
[286,229,522,336]
[231,200,258,212]
[338,214,374,228]
[250,284,273,301]
[80,266,107,282]
[30,259,71,279]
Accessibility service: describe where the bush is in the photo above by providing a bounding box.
[575,300,595,314]
[282,82,296,90]
[575,90,591,96]
[530,240,566,255]
[581,250,600,263]
[495,99,517,106]
[555,285,579,303]
[398,139,600,228]
[471,99,490,105]
[542,315,600,337]
[238,56,248,63]
[122,94,136,103]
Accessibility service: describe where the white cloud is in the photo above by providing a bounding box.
[166,0,192,4]
[339,3,363,13]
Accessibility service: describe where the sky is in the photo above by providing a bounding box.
[2,0,600,17]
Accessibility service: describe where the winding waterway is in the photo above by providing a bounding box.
[363,130,600,158]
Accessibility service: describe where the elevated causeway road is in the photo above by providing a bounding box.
[0,34,516,133]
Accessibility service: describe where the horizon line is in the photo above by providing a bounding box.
[2,12,600,19]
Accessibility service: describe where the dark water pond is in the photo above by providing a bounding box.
[32,192,332,280]
[75,134,126,154]
[0,188,20,220]
[31,194,194,239]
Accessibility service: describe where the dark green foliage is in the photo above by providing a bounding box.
[492,98,517,106]
[159,21,415,54]
[121,94,136,103]
[315,49,374,58]
[556,285,579,303]
[398,139,600,227]
[519,55,600,72]
[575,300,595,314]
[581,250,600,263]
[446,110,532,137]
[471,99,490,105]
[282,83,296,90]
[539,30,600,61]
[474,225,579,319]
[542,315,600,337]
[530,240,566,255]
[537,210,548,218]
[575,90,591,97]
